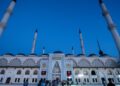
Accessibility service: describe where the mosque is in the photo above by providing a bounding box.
[0,0,120,86]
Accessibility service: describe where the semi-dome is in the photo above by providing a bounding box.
[65,53,74,57]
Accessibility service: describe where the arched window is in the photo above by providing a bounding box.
[116,70,120,75]
[0,70,5,74]
[17,70,21,75]
[25,70,30,75]
[83,71,88,75]
[107,70,112,75]
[33,70,38,75]
[91,70,96,75]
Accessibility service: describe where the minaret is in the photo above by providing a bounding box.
[97,40,104,56]
[31,29,38,54]
[99,0,120,57]
[42,47,45,54]
[0,0,16,36]
[72,46,74,55]
[79,29,85,55]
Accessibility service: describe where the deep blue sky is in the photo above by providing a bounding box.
[0,0,120,57]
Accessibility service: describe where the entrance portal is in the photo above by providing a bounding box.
[52,74,61,80]
[52,61,61,80]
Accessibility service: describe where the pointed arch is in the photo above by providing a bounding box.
[92,59,104,67]
[9,58,21,66]
[52,61,61,73]
[78,59,91,67]
[68,59,77,67]
[23,59,36,66]
[105,59,117,67]
[0,58,8,66]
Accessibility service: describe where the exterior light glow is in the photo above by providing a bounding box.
[118,75,120,78]
[68,76,72,78]
[78,74,84,78]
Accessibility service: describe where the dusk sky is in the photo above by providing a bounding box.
[0,0,120,57]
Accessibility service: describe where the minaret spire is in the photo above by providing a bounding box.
[31,29,38,54]
[79,29,85,55]
[99,0,120,57]
[0,0,16,36]
[72,46,74,55]
[97,40,104,56]
[42,47,45,54]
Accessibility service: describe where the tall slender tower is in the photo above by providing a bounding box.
[31,29,38,54]
[97,40,104,56]
[42,47,45,54]
[99,0,120,57]
[0,0,16,36]
[79,29,85,55]
[71,46,74,55]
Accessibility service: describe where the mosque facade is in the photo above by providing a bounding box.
[0,52,120,86]
[0,0,120,86]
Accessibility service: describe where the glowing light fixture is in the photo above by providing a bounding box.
[78,73,84,78]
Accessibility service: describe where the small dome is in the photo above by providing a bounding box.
[65,53,74,57]
[77,54,85,57]
[17,53,26,56]
[88,53,97,57]
[53,51,63,54]
[41,53,49,56]
[100,54,109,57]
[29,53,37,56]
[5,53,14,56]
[13,0,16,2]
